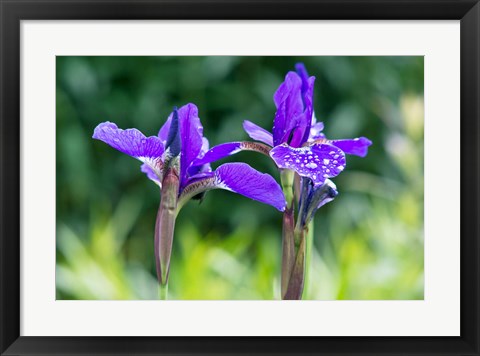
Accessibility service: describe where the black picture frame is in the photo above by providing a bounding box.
[1,1,479,355]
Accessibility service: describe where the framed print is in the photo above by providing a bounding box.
[1,0,479,355]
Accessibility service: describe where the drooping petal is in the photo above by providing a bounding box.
[270,143,346,186]
[330,137,372,157]
[93,122,164,176]
[193,141,271,166]
[243,120,274,146]
[299,178,338,227]
[214,163,286,211]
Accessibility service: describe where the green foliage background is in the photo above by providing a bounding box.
[56,56,424,300]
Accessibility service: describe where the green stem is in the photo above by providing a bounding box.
[159,283,169,300]
[280,170,295,209]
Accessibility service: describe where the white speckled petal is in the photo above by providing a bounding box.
[269,143,346,186]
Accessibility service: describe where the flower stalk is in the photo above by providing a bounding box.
[281,204,295,298]
[283,225,307,300]
[154,164,180,290]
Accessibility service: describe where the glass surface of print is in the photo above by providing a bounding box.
[56,56,424,300]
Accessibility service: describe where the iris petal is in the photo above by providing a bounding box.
[272,69,315,148]
[177,103,204,187]
[270,143,346,186]
[93,122,164,177]
[188,137,212,177]
[330,137,372,157]
[213,163,286,211]
[272,72,304,146]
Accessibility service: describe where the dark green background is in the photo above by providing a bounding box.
[56,56,424,299]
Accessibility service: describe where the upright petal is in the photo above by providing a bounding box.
[188,137,212,177]
[214,163,286,211]
[93,122,164,176]
[294,63,316,146]
[295,63,311,96]
[330,137,372,157]
[164,107,181,157]
[243,120,274,146]
[270,143,346,186]
[272,68,315,148]
[177,103,204,186]
[158,115,172,146]
[272,72,303,146]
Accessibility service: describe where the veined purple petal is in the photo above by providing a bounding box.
[330,137,372,157]
[214,163,286,211]
[177,103,204,186]
[193,141,271,166]
[243,120,273,146]
[270,143,346,186]
[93,122,164,176]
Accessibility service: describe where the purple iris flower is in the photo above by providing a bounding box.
[195,63,372,222]
[93,103,285,210]
[93,103,286,287]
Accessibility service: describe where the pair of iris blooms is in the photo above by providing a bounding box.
[92,63,372,293]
